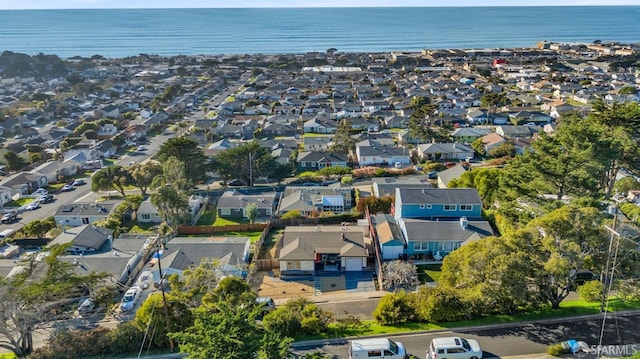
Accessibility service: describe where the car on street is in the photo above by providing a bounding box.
[1,212,18,224]
[426,337,482,359]
[61,184,74,192]
[25,201,41,211]
[72,179,86,187]
[33,188,48,196]
[136,145,146,151]
[39,194,54,203]
[228,179,246,187]
[137,271,152,290]
[120,286,141,312]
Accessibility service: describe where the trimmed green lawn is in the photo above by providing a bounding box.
[215,231,263,243]
[128,224,156,234]
[213,216,249,226]
[0,353,17,359]
[416,264,442,283]
[196,209,216,225]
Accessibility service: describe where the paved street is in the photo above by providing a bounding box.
[291,312,640,358]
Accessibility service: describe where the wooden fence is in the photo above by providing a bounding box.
[253,258,280,271]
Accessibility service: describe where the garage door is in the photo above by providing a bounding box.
[383,246,404,260]
[345,258,362,271]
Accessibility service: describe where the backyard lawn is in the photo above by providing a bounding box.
[4,197,36,207]
[416,264,442,283]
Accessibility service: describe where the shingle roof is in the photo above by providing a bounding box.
[402,218,494,242]
[396,188,481,205]
[279,226,368,260]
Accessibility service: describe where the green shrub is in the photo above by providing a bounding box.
[373,290,417,325]
[547,343,568,356]
[577,280,604,302]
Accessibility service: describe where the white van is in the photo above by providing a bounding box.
[0,229,17,240]
[426,337,482,359]
[349,338,407,359]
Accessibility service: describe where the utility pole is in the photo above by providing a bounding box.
[155,243,174,352]
[600,198,621,313]
[248,151,253,187]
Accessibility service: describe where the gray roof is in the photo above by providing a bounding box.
[55,203,114,217]
[49,224,114,251]
[217,190,277,209]
[372,176,432,197]
[402,218,494,242]
[357,146,408,157]
[297,151,348,163]
[417,142,474,155]
[373,214,405,246]
[396,188,481,205]
[280,226,368,260]
[161,236,251,271]
[437,165,469,187]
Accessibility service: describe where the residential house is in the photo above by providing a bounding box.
[372,214,406,260]
[393,188,483,221]
[261,123,297,138]
[276,186,353,217]
[302,136,333,151]
[495,125,540,139]
[303,118,338,134]
[297,151,348,171]
[54,203,114,228]
[97,123,118,138]
[0,172,48,194]
[437,164,469,188]
[355,145,410,166]
[416,142,474,161]
[49,224,114,254]
[279,225,370,276]
[449,127,492,143]
[347,118,380,132]
[371,176,432,198]
[0,186,13,207]
[137,195,206,224]
[151,237,252,280]
[216,190,277,219]
[479,132,507,154]
[32,160,81,184]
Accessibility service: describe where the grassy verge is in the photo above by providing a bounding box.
[128,223,156,234]
[299,298,640,340]
[215,231,263,243]
[4,198,35,207]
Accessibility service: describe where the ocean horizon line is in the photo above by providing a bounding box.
[1,4,639,11]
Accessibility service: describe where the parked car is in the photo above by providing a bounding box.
[136,145,146,151]
[1,212,18,224]
[349,338,407,359]
[426,337,482,359]
[33,188,48,196]
[39,194,54,203]
[256,297,275,315]
[120,286,141,312]
[61,184,74,192]
[228,179,246,187]
[137,271,152,290]
[72,179,86,187]
[78,298,95,315]
[427,171,439,179]
[25,201,41,211]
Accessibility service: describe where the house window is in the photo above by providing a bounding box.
[419,204,425,209]
[141,214,150,220]
[460,205,473,211]
[414,242,429,251]
[286,261,301,271]
[426,204,432,209]
[444,204,457,211]
[82,218,89,224]
[301,162,306,167]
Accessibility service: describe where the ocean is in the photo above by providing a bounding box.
[0,6,638,59]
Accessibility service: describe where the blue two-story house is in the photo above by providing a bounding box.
[373,188,493,260]
[393,188,482,220]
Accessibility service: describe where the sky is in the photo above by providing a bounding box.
[0,0,638,10]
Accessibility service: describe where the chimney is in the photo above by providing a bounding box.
[460,217,468,230]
